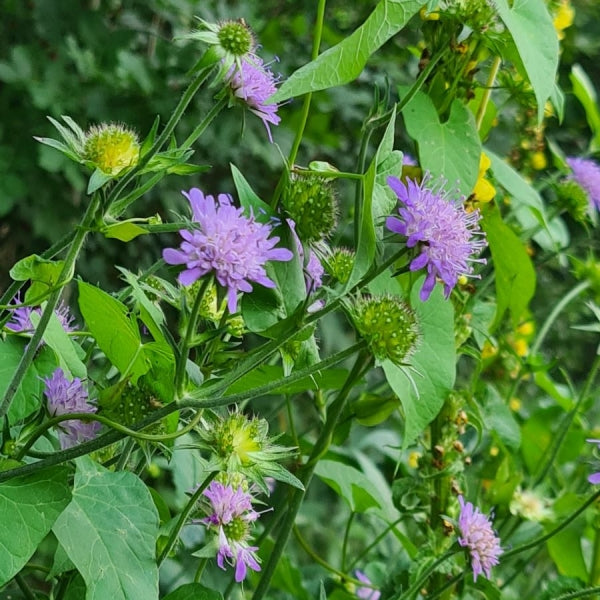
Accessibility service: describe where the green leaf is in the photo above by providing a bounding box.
[0,338,56,424]
[402,92,481,196]
[374,274,455,447]
[272,0,422,102]
[570,64,600,152]
[315,460,383,513]
[494,0,559,122]
[481,207,536,329]
[53,457,159,600]
[102,221,149,242]
[482,386,521,450]
[87,168,113,194]
[162,583,223,600]
[78,280,150,381]
[9,254,65,298]
[0,466,71,585]
[231,164,272,217]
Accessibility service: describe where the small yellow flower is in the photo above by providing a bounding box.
[481,340,498,360]
[530,151,547,171]
[472,153,496,203]
[489,446,499,457]
[512,338,529,357]
[419,7,440,20]
[554,0,574,40]
[509,397,521,411]
[83,123,140,176]
[517,321,534,336]
[408,451,421,469]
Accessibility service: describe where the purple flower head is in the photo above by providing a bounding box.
[43,368,100,449]
[457,495,503,581]
[163,189,293,314]
[201,480,262,582]
[403,154,418,166]
[227,55,280,142]
[567,157,600,210]
[6,294,76,335]
[386,175,487,301]
[354,570,381,600]
[587,438,600,484]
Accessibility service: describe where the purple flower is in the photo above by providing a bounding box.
[6,294,76,335]
[587,438,600,484]
[43,368,100,449]
[457,495,503,581]
[227,56,280,141]
[567,157,600,210]
[403,154,418,166]
[162,189,293,313]
[201,480,262,582]
[386,175,486,301]
[354,570,381,600]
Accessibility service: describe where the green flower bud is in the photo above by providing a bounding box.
[83,123,140,176]
[352,295,420,365]
[556,179,590,223]
[217,20,255,57]
[326,247,355,284]
[282,173,338,242]
[211,413,265,467]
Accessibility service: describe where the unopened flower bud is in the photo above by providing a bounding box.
[217,20,254,57]
[556,179,591,223]
[352,295,419,366]
[282,173,337,242]
[83,123,139,176]
[326,247,355,284]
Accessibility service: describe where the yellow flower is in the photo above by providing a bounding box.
[554,0,574,40]
[482,340,498,360]
[512,338,529,357]
[530,151,547,171]
[408,451,421,469]
[472,153,496,202]
[419,7,440,20]
[517,321,534,336]
[509,397,521,411]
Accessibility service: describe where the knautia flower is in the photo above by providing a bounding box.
[83,123,140,176]
[201,480,261,582]
[566,157,600,211]
[6,294,76,335]
[386,174,487,301]
[162,188,293,313]
[185,18,255,65]
[509,488,552,521]
[227,56,280,142]
[43,368,100,449]
[352,294,419,366]
[457,495,503,581]
[587,439,600,484]
[325,247,355,284]
[354,570,381,600]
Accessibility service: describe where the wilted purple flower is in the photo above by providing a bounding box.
[587,438,600,484]
[43,368,100,449]
[163,189,293,313]
[457,495,503,581]
[201,480,262,582]
[386,175,486,301]
[567,157,600,210]
[227,56,280,141]
[354,570,381,600]
[6,294,76,334]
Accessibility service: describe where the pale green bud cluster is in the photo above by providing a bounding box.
[556,179,591,223]
[325,248,355,284]
[83,123,140,176]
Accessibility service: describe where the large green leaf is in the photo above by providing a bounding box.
[78,281,150,381]
[570,64,600,152]
[481,207,536,329]
[375,275,455,446]
[494,0,559,122]
[0,338,56,424]
[272,0,422,102]
[402,92,481,196]
[0,466,71,585]
[162,583,223,600]
[53,457,159,600]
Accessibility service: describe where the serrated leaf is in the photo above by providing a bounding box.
[272,0,422,102]
[162,583,223,600]
[374,274,455,447]
[0,466,71,585]
[481,206,536,329]
[494,0,559,122]
[53,457,159,600]
[402,92,481,196]
[78,281,150,381]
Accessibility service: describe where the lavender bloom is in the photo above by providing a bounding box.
[457,495,503,581]
[386,175,486,301]
[355,570,381,600]
[43,368,100,449]
[163,189,293,314]
[6,294,76,334]
[201,480,262,582]
[567,157,600,210]
[586,438,600,484]
[227,56,280,141]
[403,154,418,166]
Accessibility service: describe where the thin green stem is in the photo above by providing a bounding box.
[158,470,217,566]
[0,193,102,420]
[180,95,228,151]
[426,572,464,600]
[503,490,600,560]
[347,516,404,570]
[590,521,600,588]
[193,557,209,583]
[556,587,600,600]
[174,276,212,398]
[15,573,38,599]
[252,351,371,600]
[476,56,501,131]
[341,512,356,571]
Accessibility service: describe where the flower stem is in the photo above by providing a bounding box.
[0,192,102,420]
[555,586,600,600]
[476,55,502,131]
[180,95,228,151]
[158,470,217,566]
[251,351,372,600]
